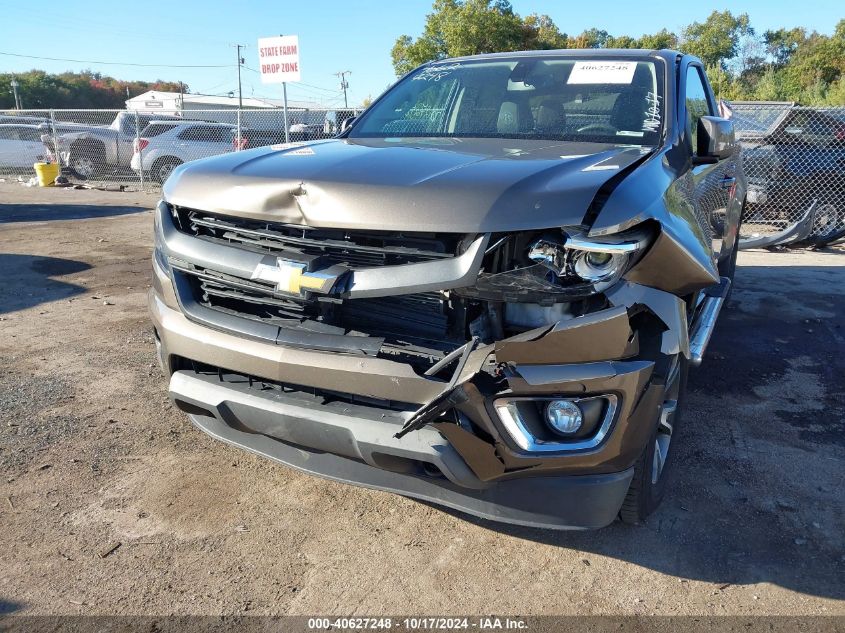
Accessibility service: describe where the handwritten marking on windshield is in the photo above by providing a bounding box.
[642,92,661,133]
[413,64,462,82]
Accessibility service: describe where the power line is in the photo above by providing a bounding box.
[0,51,230,68]
[241,65,340,94]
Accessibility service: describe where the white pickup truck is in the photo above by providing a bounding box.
[53,111,184,178]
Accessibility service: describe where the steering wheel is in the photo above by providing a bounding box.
[577,123,618,135]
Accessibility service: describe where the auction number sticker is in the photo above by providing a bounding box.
[567,61,637,84]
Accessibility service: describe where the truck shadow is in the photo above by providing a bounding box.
[433,261,845,601]
[0,203,146,224]
[0,598,24,614]
[0,254,91,314]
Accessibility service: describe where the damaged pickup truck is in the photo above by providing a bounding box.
[151,49,744,529]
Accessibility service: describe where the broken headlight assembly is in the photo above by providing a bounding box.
[456,226,652,303]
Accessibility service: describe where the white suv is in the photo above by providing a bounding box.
[131,121,236,183]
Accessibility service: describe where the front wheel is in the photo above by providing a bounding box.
[619,354,688,524]
[151,157,182,184]
[69,149,105,179]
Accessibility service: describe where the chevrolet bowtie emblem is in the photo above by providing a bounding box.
[251,257,339,295]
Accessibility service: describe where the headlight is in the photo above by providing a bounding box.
[529,227,650,289]
[153,201,171,275]
[456,226,651,302]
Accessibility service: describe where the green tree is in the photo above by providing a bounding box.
[752,67,787,101]
[389,3,845,104]
[681,10,753,68]
[780,23,845,97]
[568,28,610,49]
[705,64,740,100]
[637,29,679,50]
[521,13,568,50]
[0,69,184,109]
[391,0,566,75]
[764,27,807,67]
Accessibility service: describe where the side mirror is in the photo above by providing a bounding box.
[340,116,356,133]
[694,116,738,164]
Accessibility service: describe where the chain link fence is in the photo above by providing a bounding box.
[0,107,360,190]
[732,102,845,246]
[1,103,843,244]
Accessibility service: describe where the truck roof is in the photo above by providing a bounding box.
[438,48,684,65]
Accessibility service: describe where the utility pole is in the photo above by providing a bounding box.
[10,77,21,110]
[335,70,351,108]
[233,44,245,108]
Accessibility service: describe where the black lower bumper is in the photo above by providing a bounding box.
[168,369,633,530]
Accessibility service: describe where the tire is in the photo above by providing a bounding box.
[68,141,105,179]
[620,354,688,525]
[719,227,740,301]
[151,157,182,184]
[804,195,845,247]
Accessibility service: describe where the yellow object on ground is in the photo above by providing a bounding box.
[34,162,60,187]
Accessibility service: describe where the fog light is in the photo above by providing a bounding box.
[545,400,583,435]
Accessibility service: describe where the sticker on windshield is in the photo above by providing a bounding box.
[567,61,637,84]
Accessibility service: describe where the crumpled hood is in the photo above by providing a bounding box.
[162,137,650,232]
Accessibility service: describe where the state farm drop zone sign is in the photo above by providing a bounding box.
[257,35,301,83]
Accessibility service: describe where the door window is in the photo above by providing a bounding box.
[178,126,227,142]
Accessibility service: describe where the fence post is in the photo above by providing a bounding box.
[134,110,144,189]
[49,109,60,168]
[237,107,242,152]
[282,82,290,144]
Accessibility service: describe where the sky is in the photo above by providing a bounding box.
[0,0,842,108]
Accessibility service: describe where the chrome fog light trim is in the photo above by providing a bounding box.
[494,395,618,453]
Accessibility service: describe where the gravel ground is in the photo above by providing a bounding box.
[0,182,843,617]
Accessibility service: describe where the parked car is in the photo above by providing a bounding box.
[0,124,48,170]
[53,111,185,178]
[231,128,287,150]
[289,122,324,141]
[738,104,845,242]
[131,121,235,183]
[151,50,744,529]
[323,108,358,136]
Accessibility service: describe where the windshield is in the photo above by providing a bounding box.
[350,57,664,145]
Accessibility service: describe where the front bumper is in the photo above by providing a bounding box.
[152,267,674,529]
[169,368,633,530]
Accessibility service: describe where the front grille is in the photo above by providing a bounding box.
[173,207,459,268]
[189,265,314,323]
[175,263,459,361]
[169,208,469,363]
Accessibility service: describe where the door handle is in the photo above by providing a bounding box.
[720,176,736,189]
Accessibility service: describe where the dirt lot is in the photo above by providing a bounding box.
[0,183,843,617]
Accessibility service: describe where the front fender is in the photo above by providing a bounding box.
[588,145,720,296]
